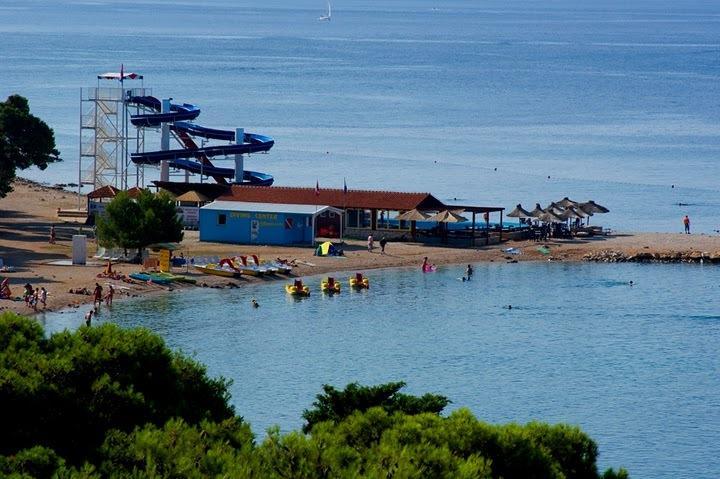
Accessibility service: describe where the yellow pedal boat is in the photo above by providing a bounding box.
[285,280,310,297]
[321,277,341,293]
[349,273,370,289]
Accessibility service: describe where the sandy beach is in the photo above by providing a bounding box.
[1,179,719,316]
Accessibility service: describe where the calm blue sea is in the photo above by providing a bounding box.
[44,262,720,478]
[1,0,719,232]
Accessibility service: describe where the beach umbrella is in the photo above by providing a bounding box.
[506,204,534,218]
[568,205,590,218]
[395,209,431,221]
[427,210,469,223]
[530,203,546,218]
[579,200,609,214]
[556,196,580,208]
[537,210,564,223]
[558,207,584,220]
[545,202,565,215]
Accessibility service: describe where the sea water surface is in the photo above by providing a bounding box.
[1,0,719,232]
[44,262,720,478]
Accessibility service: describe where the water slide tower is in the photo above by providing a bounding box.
[78,70,148,192]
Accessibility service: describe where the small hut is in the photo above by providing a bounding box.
[176,190,210,228]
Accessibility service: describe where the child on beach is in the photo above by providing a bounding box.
[379,236,387,255]
[367,234,374,252]
[23,283,33,307]
[31,288,39,311]
[39,287,47,309]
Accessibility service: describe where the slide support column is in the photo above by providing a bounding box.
[234,128,244,184]
[160,99,171,182]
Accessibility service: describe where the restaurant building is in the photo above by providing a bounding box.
[198,185,505,246]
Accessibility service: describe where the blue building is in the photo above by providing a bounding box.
[199,201,343,245]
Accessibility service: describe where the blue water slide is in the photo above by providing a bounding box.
[130,139,273,163]
[168,160,274,186]
[126,95,274,185]
[128,96,201,127]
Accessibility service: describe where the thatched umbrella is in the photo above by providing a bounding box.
[506,204,533,218]
[579,200,609,214]
[395,209,430,221]
[545,202,565,215]
[427,210,469,223]
[578,201,608,226]
[530,203,546,218]
[537,210,564,223]
[558,207,583,221]
[556,197,580,208]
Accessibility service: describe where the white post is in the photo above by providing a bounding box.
[160,98,171,182]
[234,127,244,184]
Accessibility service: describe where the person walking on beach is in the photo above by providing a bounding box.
[39,287,47,310]
[23,283,33,307]
[683,215,690,234]
[31,288,39,311]
[93,283,103,307]
[367,234,374,252]
[379,236,387,255]
[49,225,56,244]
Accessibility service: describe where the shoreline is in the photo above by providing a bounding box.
[2,180,719,317]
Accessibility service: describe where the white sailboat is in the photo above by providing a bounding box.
[318,1,331,21]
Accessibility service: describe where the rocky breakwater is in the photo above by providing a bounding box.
[583,250,720,264]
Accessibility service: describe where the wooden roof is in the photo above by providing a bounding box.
[126,186,144,199]
[218,186,446,211]
[87,185,120,199]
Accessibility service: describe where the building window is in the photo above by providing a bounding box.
[347,209,359,228]
[218,213,226,225]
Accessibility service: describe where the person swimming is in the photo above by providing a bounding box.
[251,298,259,308]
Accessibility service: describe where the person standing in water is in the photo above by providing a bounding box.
[466,264,473,279]
[683,215,690,234]
[105,284,114,306]
[93,283,103,307]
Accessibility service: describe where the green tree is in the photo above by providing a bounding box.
[95,189,183,255]
[302,381,450,433]
[0,95,60,198]
[0,312,233,465]
[0,313,630,478]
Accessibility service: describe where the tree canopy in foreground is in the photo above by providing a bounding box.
[95,189,183,254]
[0,312,629,478]
[0,95,60,198]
